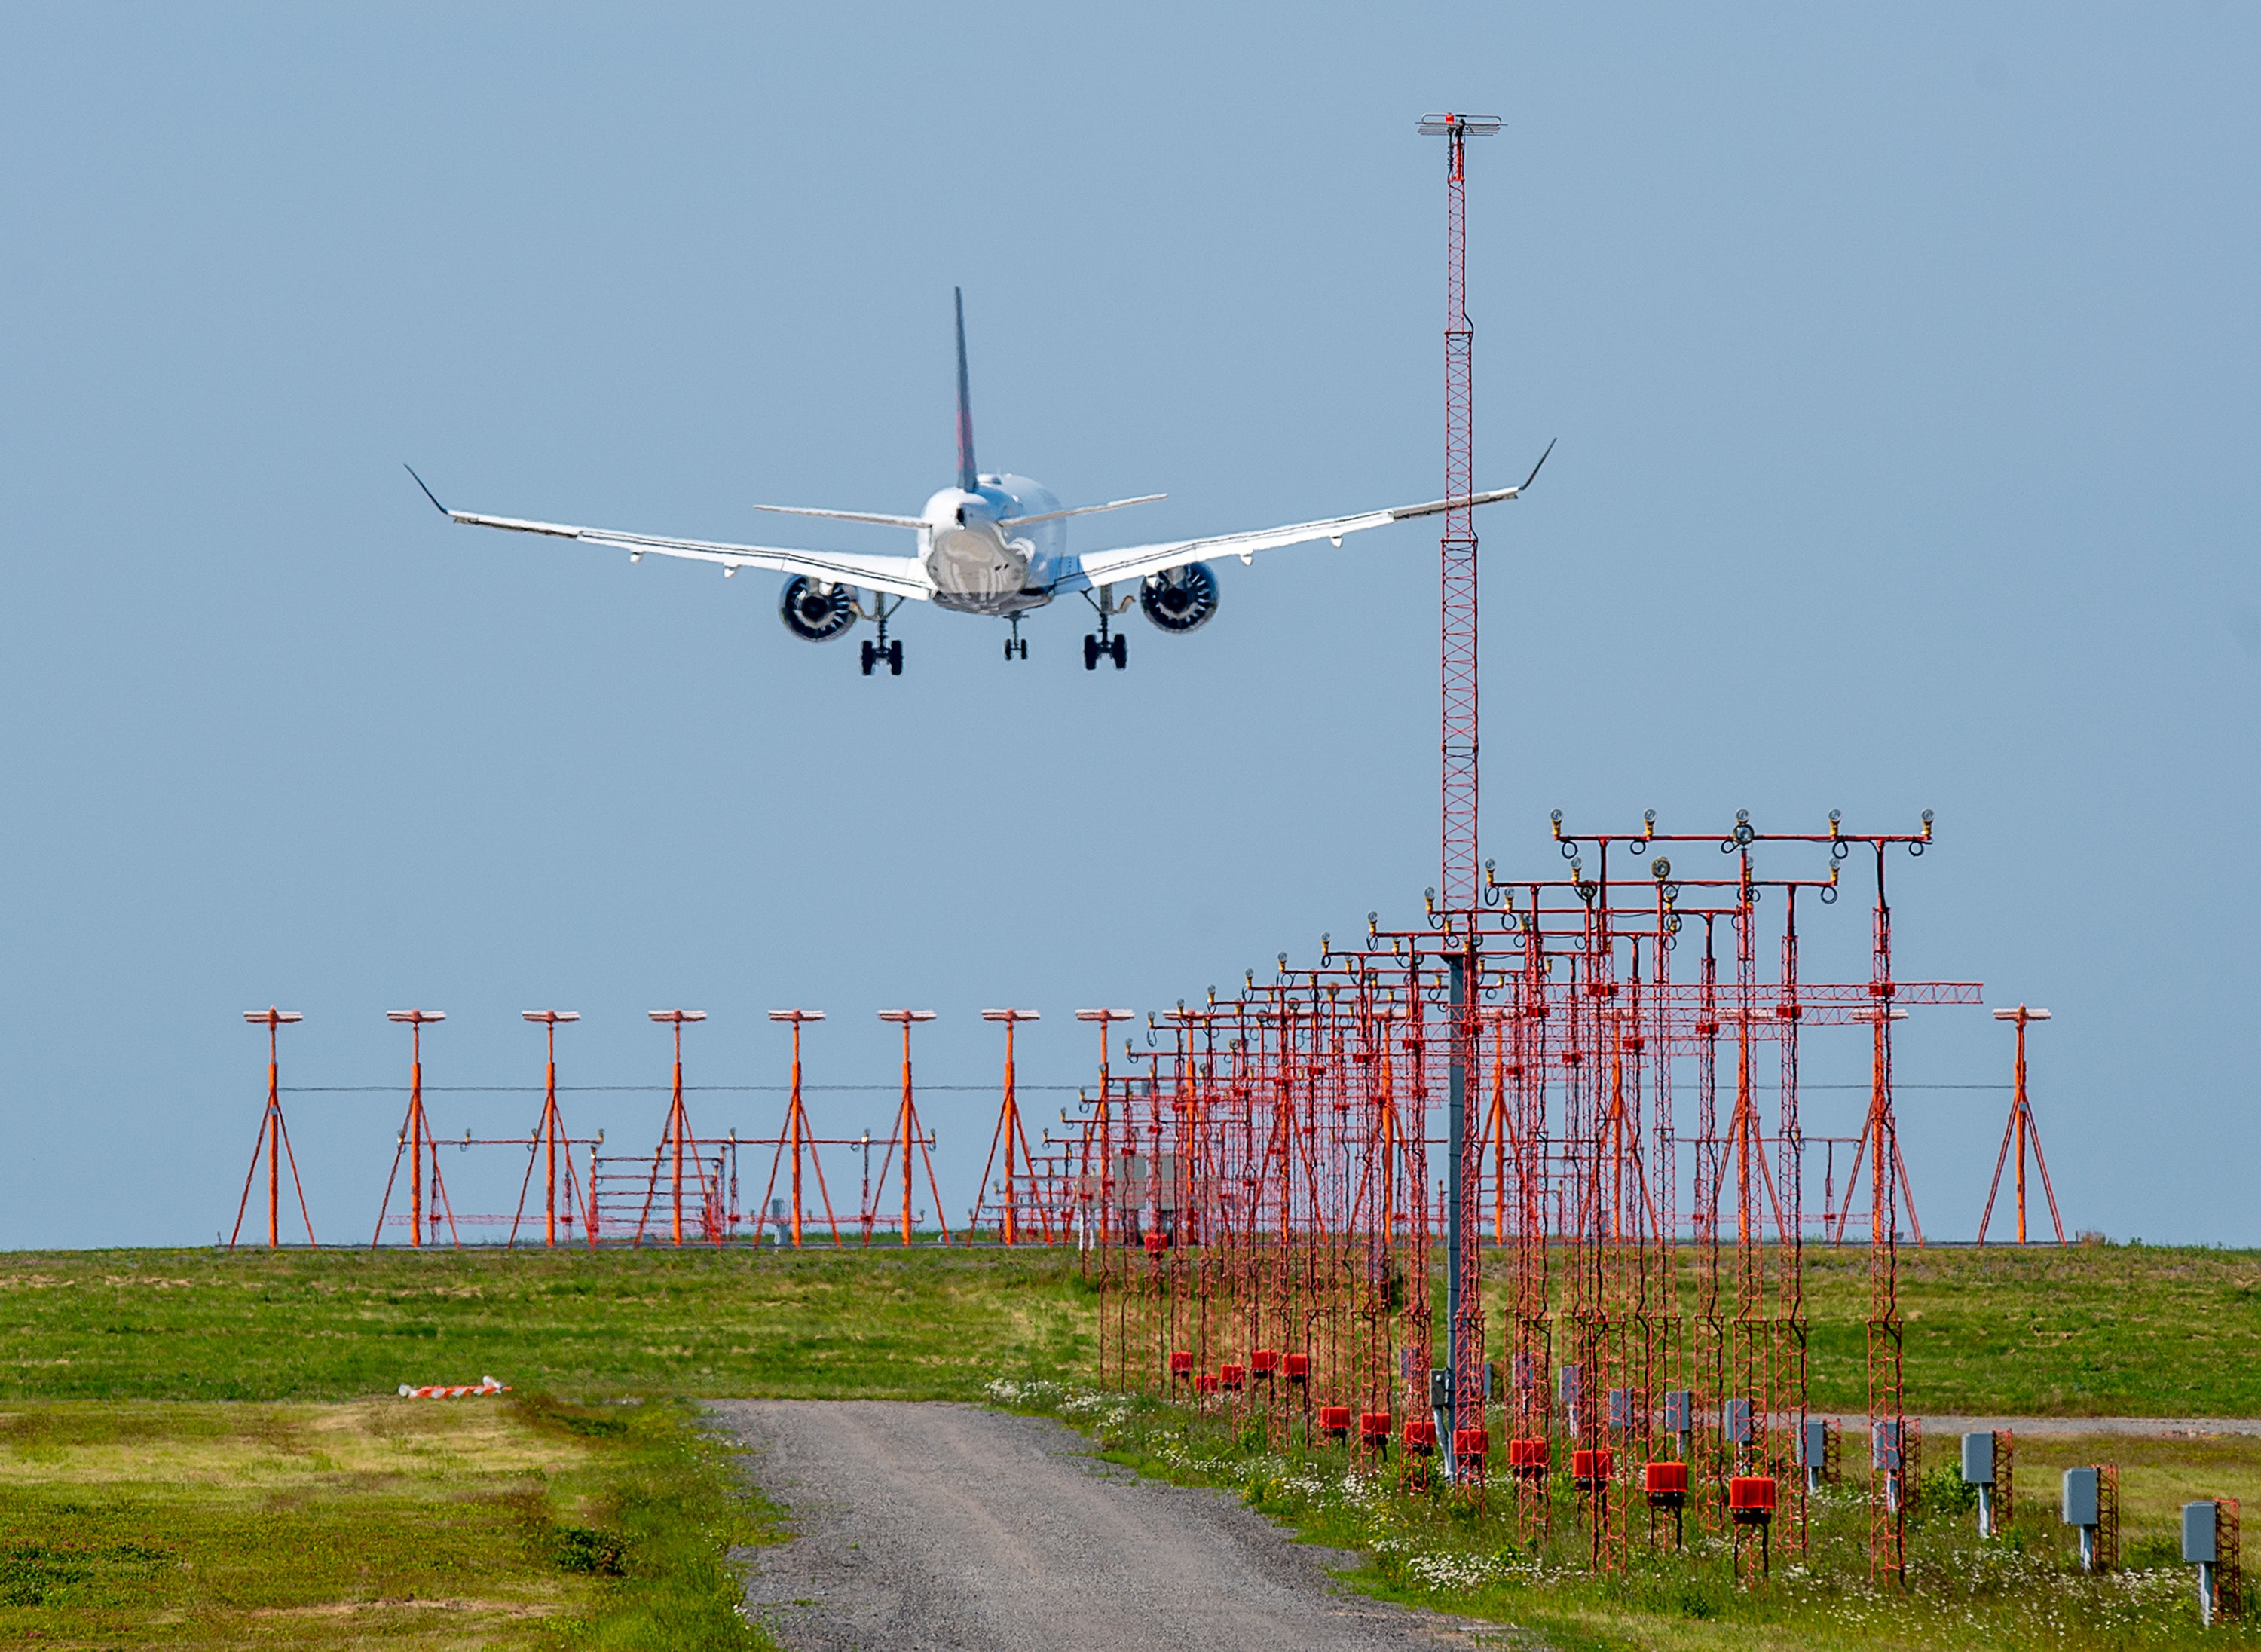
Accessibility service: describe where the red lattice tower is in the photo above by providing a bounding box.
[1419,112,1500,910]
[1853,811,1932,1583]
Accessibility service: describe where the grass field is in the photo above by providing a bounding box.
[0,1239,2253,1414]
[0,1393,766,1648]
[1801,1240,2261,1415]
[0,1245,1088,1403]
[0,1397,589,1647]
[0,1237,2256,1648]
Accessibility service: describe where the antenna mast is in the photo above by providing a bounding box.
[1421,109,1504,1489]
[1418,112,1501,910]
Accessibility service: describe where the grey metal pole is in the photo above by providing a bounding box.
[1446,953,1466,1466]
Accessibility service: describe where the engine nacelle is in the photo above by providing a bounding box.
[1139,561,1220,634]
[779,576,857,642]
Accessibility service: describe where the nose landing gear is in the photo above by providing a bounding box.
[1003,615,1029,661]
[1082,583,1131,671]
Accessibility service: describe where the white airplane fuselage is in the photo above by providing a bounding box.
[917,476,1069,616]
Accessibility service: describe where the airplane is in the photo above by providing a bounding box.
[406,290,1551,676]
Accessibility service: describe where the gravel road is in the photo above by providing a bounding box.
[710,1400,1489,1652]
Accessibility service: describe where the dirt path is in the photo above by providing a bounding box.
[710,1400,1491,1652]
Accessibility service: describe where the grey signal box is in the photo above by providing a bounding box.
[1559,1364,1583,1411]
[1873,1419,1904,1470]
[1608,1387,1635,1429]
[1663,1390,1693,1433]
[1961,1431,1996,1485]
[2183,1500,2219,1564]
[2062,1467,2100,1527]
[1724,1397,1754,1446]
[1797,1419,1829,1469]
[1428,1368,1452,1412]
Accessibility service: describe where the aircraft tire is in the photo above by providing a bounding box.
[860,640,876,676]
[1110,634,1127,670]
[1083,635,1099,671]
[886,640,904,677]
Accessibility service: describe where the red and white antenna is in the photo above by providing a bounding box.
[1418,112,1501,910]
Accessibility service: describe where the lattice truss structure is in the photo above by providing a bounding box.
[1065,810,1975,1577]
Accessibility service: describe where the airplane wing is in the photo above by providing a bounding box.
[408,470,933,601]
[1068,445,1553,591]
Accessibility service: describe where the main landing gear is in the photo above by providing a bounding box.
[1082,583,1130,671]
[858,594,904,676]
[1003,615,1029,661]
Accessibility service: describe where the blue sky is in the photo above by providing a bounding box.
[0,5,2252,1246]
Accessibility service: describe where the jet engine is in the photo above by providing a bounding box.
[1138,562,1220,634]
[778,576,857,642]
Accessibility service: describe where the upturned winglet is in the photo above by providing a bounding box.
[404,464,450,516]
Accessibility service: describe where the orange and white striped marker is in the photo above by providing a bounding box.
[396,1375,510,1399]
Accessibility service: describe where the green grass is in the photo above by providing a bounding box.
[1460,1237,2261,1418]
[0,1392,766,1648]
[1795,1240,2261,1415]
[0,1245,1091,1402]
[2,1238,2256,1415]
[552,1396,773,1650]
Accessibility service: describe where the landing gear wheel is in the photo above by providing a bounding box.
[1109,633,1127,670]
[860,640,877,677]
[1083,634,1100,672]
[886,638,903,676]
[1017,638,1028,660]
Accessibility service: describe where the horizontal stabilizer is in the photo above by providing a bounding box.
[751,502,928,529]
[1000,494,1167,528]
